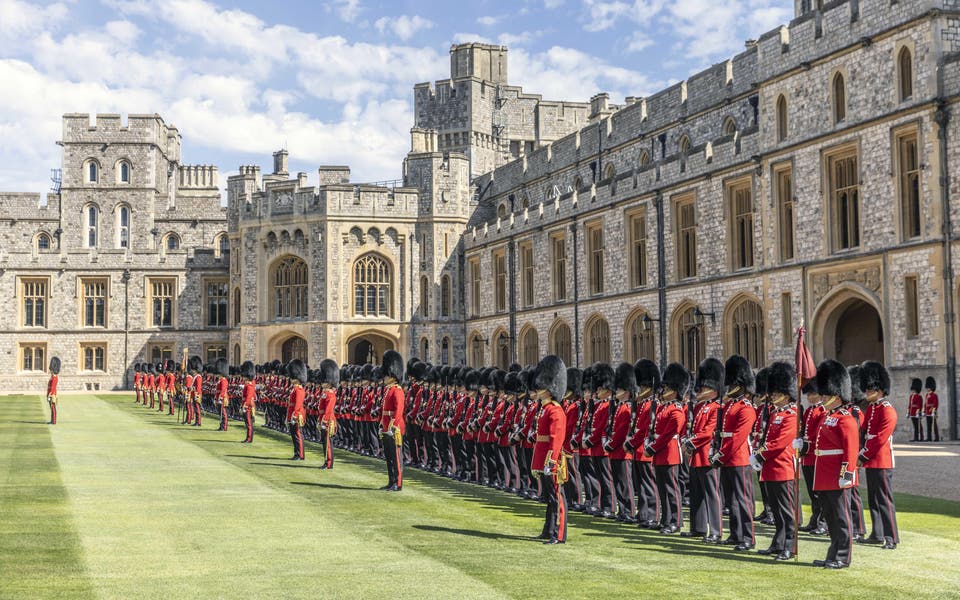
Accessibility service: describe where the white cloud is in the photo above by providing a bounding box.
[374,15,433,41]
[497,31,543,47]
[330,0,362,23]
[543,0,564,7]
[0,0,69,52]
[451,32,493,44]
[477,15,500,26]
[625,31,652,53]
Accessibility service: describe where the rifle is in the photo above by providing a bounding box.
[581,396,598,449]
[569,396,587,450]
[643,391,660,455]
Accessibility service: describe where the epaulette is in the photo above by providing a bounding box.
[880,400,892,407]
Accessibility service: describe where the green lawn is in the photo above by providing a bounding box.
[2,394,959,599]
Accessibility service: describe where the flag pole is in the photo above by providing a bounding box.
[793,319,805,562]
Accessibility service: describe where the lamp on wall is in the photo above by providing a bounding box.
[641,313,661,332]
[497,334,512,349]
[472,335,489,352]
[694,306,716,327]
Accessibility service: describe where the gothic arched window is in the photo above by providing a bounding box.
[273,256,308,319]
[354,253,391,317]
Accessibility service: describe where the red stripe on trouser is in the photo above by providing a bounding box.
[169,397,174,415]
[843,492,853,563]
[714,469,723,537]
[150,393,155,408]
[880,471,900,543]
[221,406,228,430]
[245,412,253,441]
[50,403,57,424]
[326,435,333,467]
[556,479,566,541]
[673,469,682,527]
[396,445,403,487]
[743,468,755,543]
[194,402,202,425]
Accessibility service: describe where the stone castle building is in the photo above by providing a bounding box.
[1,0,958,437]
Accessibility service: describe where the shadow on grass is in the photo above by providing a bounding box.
[291,481,374,491]
[250,462,315,469]
[412,524,539,542]
[11,420,49,425]
[225,454,286,460]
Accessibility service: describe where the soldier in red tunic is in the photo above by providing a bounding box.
[133,363,142,404]
[191,357,203,427]
[379,350,406,491]
[607,363,636,522]
[752,361,798,561]
[682,357,723,542]
[857,361,900,549]
[923,376,940,442]
[645,363,689,534]
[531,355,568,544]
[907,378,924,442]
[812,359,859,569]
[713,355,757,551]
[561,368,583,511]
[626,360,661,530]
[165,362,176,416]
[215,358,230,431]
[286,360,307,460]
[47,357,60,425]
[317,359,340,468]
[583,363,616,519]
[796,380,827,534]
[240,361,257,444]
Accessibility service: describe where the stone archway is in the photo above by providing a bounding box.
[814,287,885,365]
[281,335,308,363]
[346,331,396,365]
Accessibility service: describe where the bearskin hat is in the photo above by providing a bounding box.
[582,366,595,393]
[848,365,865,405]
[592,363,615,392]
[755,367,770,397]
[450,366,462,385]
[287,359,308,384]
[910,377,923,393]
[614,362,638,394]
[425,366,440,384]
[240,361,255,380]
[134,362,141,373]
[724,355,755,395]
[372,366,383,382]
[382,350,404,383]
[519,367,535,393]
[662,362,691,396]
[408,361,428,381]
[49,356,61,375]
[504,372,523,395]
[319,359,339,387]
[465,369,481,392]
[406,357,419,374]
[816,359,850,404]
[925,376,937,391]
[360,363,375,382]
[766,361,798,401]
[634,359,661,392]
[533,355,567,402]
[215,357,229,378]
[801,378,818,395]
[566,368,583,396]
[508,363,522,373]
[859,361,890,395]
[491,369,507,392]
[694,357,725,395]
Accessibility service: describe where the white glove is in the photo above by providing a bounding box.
[382,428,394,437]
[542,466,552,477]
[839,477,854,488]
[791,438,803,450]
[749,454,762,472]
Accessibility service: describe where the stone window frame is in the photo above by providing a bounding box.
[673,193,698,280]
[419,337,430,363]
[625,205,649,289]
[467,255,481,318]
[440,336,451,365]
[271,255,309,321]
[440,273,452,317]
[492,246,508,314]
[19,342,47,373]
[233,287,241,326]
[78,276,109,328]
[204,278,229,329]
[233,344,241,365]
[549,230,567,302]
[492,327,510,369]
[781,292,793,348]
[83,202,100,249]
[147,343,174,365]
[518,239,535,309]
[519,324,539,366]
[830,67,848,125]
[548,319,573,367]
[722,116,738,137]
[352,252,391,319]
[904,274,920,339]
[82,158,100,184]
[725,174,755,272]
[204,343,227,364]
[773,161,796,263]
[672,301,705,372]
[419,275,430,318]
[585,218,605,296]
[723,293,766,369]
[115,159,132,185]
[822,140,862,254]
[19,275,50,329]
[624,307,656,364]
[34,231,53,254]
[892,121,922,242]
[895,41,914,104]
[79,342,107,373]
[114,203,131,249]
[584,314,611,365]
[163,232,181,252]
[146,276,177,329]
[213,232,229,258]
[468,330,485,367]
[775,94,789,142]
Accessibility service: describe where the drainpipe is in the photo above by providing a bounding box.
[122,269,130,389]
[935,100,957,440]
[655,191,667,370]
[508,237,517,364]
[571,220,581,368]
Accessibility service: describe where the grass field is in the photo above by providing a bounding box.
[2,394,959,599]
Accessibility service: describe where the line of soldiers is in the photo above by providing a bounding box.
[907,376,941,442]
[126,348,899,565]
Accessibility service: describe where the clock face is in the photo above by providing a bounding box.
[274,191,293,207]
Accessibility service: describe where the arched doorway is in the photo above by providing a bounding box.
[815,289,885,366]
[281,335,307,363]
[346,332,395,365]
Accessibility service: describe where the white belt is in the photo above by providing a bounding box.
[815,449,843,456]
[865,434,877,439]
[720,433,733,438]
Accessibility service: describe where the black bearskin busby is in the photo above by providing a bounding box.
[187,355,201,374]
[319,359,340,387]
[381,350,404,383]
[215,357,229,378]
[519,367,535,394]
[766,361,798,402]
[566,367,583,396]
[925,376,937,392]
[816,359,850,404]
[859,361,890,395]
[694,357,725,395]
[848,365,865,405]
[533,355,567,402]
[240,361,255,380]
[592,363,615,392]
[634,359,661,392]
[662,362,690,397]
[504,372,523,395]
[614,362,638,394]
[910,378,923,394]
[288,359,308,384]
[508,363,522,373]
[465,369,481,392]
[724,355,755,395]
[582,366,595,393]
[408,361,427,382]
[755,367,770,398]
[49,356,61,375]
[491,369,507,392]
[360,363,375,382]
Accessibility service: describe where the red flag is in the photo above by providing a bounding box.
[795,325,816,389]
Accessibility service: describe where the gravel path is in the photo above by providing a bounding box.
[886,441,960,502]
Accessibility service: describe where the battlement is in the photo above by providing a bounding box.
[0,192,60,217]
[178,165,218,189]
[450,42,507,83]
[318,166,350,186]
[61,113,181,161]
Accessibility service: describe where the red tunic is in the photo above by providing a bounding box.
[380,385,406,433]
[166,372,175,392]
[813,408,860,491]
[650,402,686,466]
[217,376,229,403]
[907,393,923,418]
[47,374,58,396]
[759,406,798,482]
[687,400,720,468]
[520,401,537,449]
[531,401,566,471]
[607,402,634,460]
[243,381,256,411]
[718,399,756,467]
[628,399,655,463]
[585,400,610,457]
[800,404,826,468]
[193,374,202,396]
[562,400,580,455]
[923,392,939,416]
[498,403,516,446]
[319,389,337,425]
[286,385,305,423]
[860,400,897,469]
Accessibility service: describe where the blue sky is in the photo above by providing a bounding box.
[0,0,794,195]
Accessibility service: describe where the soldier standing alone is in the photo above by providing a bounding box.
[379,350,406,491]
[531,355,568,545]
[47,357,60,425]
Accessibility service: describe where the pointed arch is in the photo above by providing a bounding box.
[468,330,485,367]
[722,116,737,137]
[271,255,308,320]
[353,252,391,317]
[584,314,611,364]
[671,300,706,373]
[624,307,657,364]
[518,323,540,366]
[832,71,846,123]
[898,46,913,102]
[776,94,788,142]
[549,319,573,367]
[723,293,766,368]
[492,326,510,369]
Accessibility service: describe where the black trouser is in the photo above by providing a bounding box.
[518,446,535,494]
[290,423,304,459]
[758,479,770,516]
[926,416,940,441]
[910,416,922,441]
[383,433,402,488]
[464,439,477,480]
[437,431,452,472]
[484,443,499,485]
[689,465,722,536]
[801,465,825,529]
[540,476,567,542]
[452,435,466,476]
[820,489,852,564]
[580,454,599,508]
[849,482,865,536]
[244,410,254,443]
[593,456,615,514]
[424,431,437,469]
[499,445,517,489]
[611,459,635,518]
[678,461,689,504]
[403,422,418,463]
[720,465,755,544]
[633,460,659,523]
[320,428,334,468]
[766,480,796,552]
[495,443,509,485]
[866,468,899,543]
[562,453,582,506]
[655,464,682,528]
